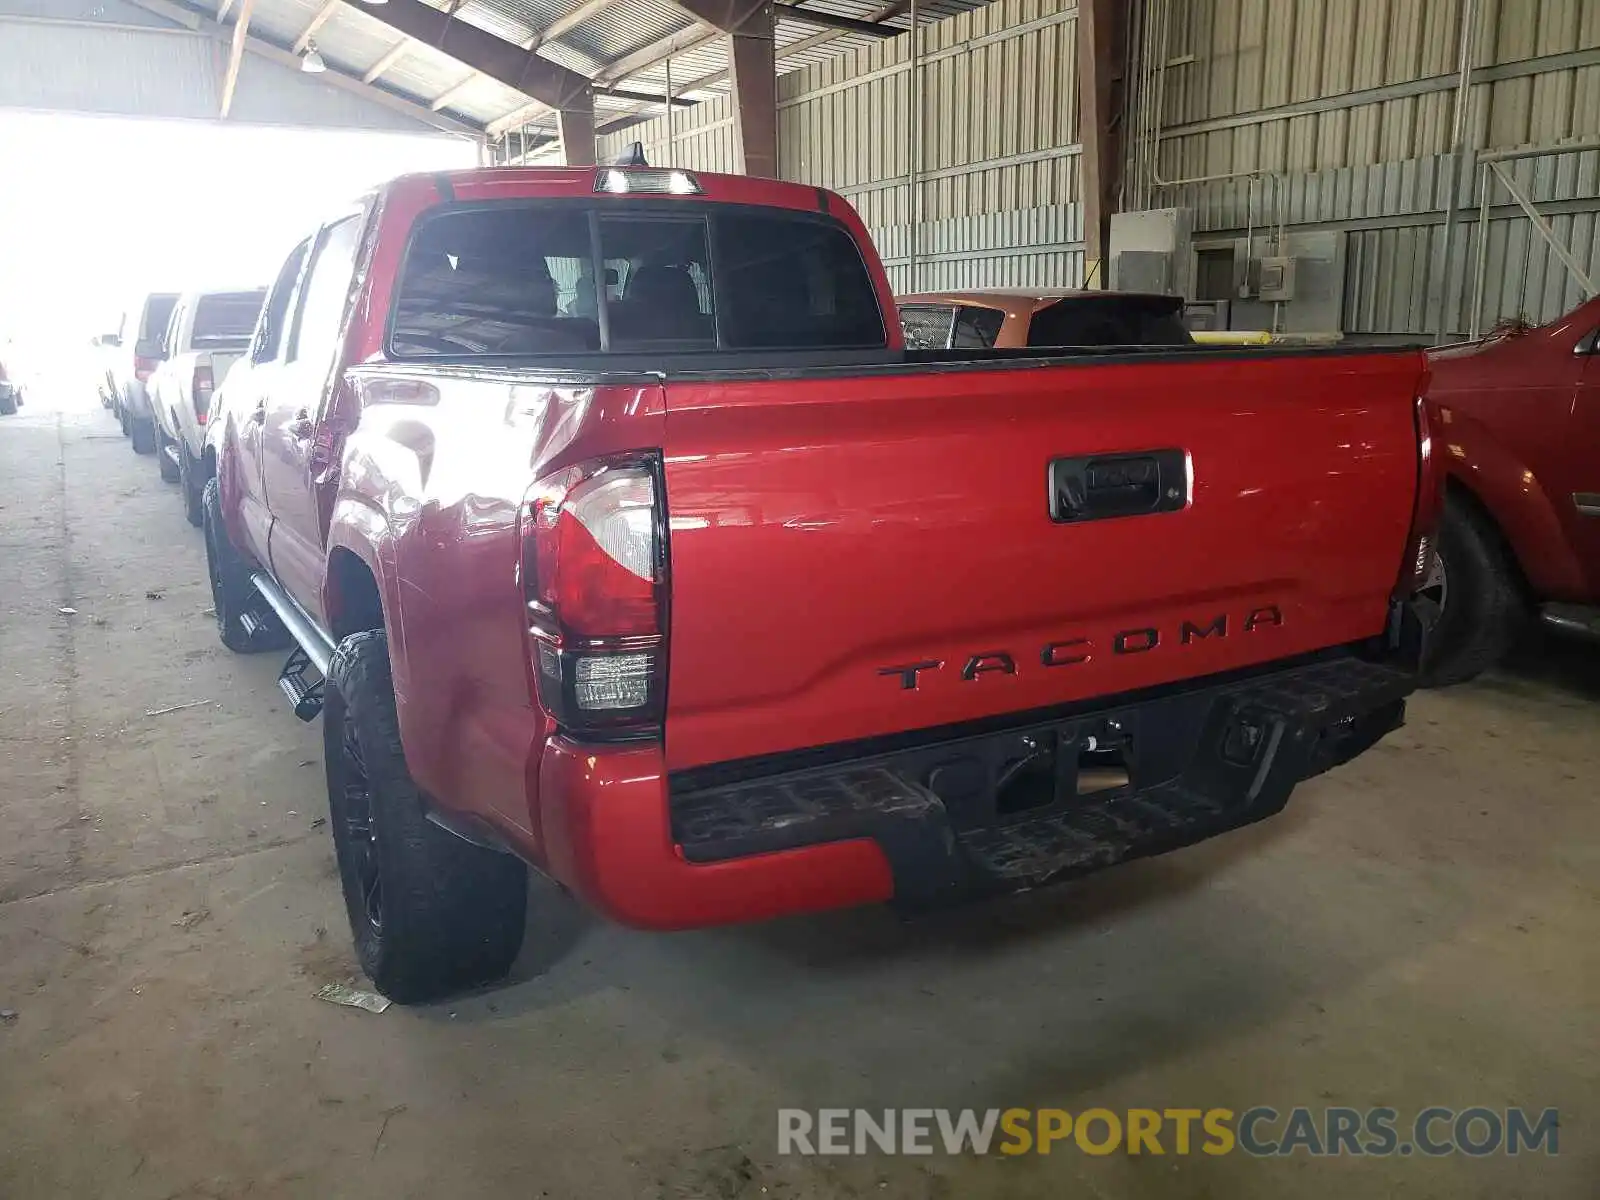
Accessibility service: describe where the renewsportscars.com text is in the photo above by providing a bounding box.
[777,1106,1559,1158]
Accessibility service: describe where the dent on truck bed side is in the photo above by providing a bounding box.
[331,371,668,858]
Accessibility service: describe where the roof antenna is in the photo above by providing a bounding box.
[611,142,649,167]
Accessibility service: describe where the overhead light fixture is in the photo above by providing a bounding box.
[301,43,327,73]
[358,0,388,4]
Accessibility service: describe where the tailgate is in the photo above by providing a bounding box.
[209,350,245,386]
[659,350,1424,771]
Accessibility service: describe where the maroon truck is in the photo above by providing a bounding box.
[202,165,1436,1002]
[1420,298,1600,684]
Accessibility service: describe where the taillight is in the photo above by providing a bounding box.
[193,364,214,424]
[134,355,158,382]
[522,453,667,736]
[1398,395,1444,597]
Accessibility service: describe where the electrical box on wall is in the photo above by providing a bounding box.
[1109,208,1193,296]
[1257,256,1298,302]
[1113,251,1172,294]
[1200,231,1344,334]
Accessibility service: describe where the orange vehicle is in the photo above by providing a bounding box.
[897,289,1194,350]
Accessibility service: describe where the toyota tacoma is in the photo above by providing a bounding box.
[203,164,1438,1002]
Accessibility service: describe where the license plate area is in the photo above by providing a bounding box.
[917,712,1140,832]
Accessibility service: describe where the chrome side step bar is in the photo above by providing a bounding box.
[250,572,336,675]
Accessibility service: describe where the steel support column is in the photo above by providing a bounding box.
[659,0,778,176]
[357,0,592,112]
[1076,0,1122,288]
[727,7,778,177]
[558,100,597,165]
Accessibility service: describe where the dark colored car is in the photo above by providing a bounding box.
[0,345,22,415]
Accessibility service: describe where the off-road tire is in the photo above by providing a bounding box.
[130,416,156,455]
[324,630,528,1003]
[1421,492,1527,687]
[179,446,205,527]
[156,425,181,482]
[202,477,289,653]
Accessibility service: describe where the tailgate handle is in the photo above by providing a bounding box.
[1049,450,1188,523]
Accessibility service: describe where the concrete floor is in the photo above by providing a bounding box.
[1,385,1595,1200]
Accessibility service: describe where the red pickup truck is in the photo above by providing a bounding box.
[1420,298,1600,684]
[202,165,1436,1002]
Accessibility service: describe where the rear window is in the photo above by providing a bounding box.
[1027,296,1193,348]
[140,294,178,342]
[953,305,1004,348]
[193,291,267,347]
[389,202,885,358]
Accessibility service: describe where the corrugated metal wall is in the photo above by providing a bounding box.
[598,0,1085,293]
[0,1,444,132]
[598,0,1598,332]
[1125,0,1600,334]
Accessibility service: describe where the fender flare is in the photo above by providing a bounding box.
[322,497,413,708]
[211,416,257,564]
[322,500,400,643]
[323,502,452,799]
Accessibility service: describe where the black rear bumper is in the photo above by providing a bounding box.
[669,648,1415,906]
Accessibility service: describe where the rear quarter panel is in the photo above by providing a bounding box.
[333,368,665,854]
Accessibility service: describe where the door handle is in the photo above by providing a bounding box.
[1049,450,1189,523]
[286,413,314,440]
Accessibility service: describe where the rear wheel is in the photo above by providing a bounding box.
[130,415,156,455]
[179,445,205,527]
[202,476,289,653]
[324,630,528,1003]
[0,391,16,417]
[1420,492,1527,687]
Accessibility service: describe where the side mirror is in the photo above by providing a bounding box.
[98,334,121,348]
[603,267,620,286]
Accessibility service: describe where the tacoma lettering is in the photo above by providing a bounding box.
[881,604,1284,684]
